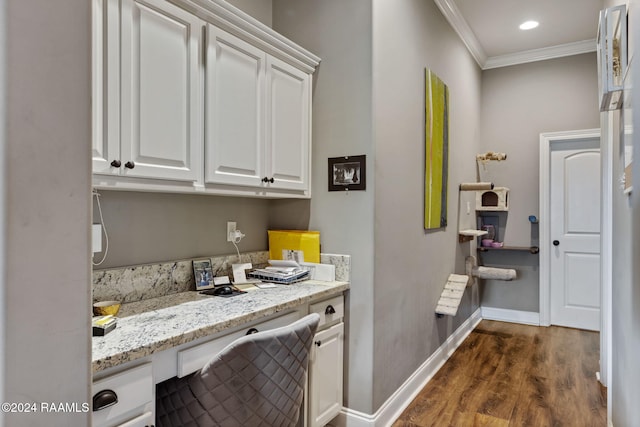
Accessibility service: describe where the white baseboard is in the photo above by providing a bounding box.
[480,307,540,325]
[335,307,483,427]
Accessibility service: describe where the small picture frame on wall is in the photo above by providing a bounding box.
[328,155,366,191]
[193,259,214,290]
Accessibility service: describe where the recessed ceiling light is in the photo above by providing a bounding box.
[519,20,539,30]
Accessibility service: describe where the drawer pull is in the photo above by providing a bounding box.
[325,305,336,315]
[246,328,259,335]
[93,389,118,411]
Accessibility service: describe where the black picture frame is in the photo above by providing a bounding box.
[328,155,366,191]
[193,259,215,290]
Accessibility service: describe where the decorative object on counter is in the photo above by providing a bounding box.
[459,182,493,191]
[328,155,366,191]
[424,68,449,230]
[92,315,117,336]
[268,230,320,263]
[93,300,121,317]
[193,259,215,291]
[481,239,494,248]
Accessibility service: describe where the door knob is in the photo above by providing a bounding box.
[553,240,560,246]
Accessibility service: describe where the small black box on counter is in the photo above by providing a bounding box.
[92,316,117,336]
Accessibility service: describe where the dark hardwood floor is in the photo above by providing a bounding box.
[393,320,606,427]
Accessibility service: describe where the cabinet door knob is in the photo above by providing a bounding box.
[246,328,259,335]
[110,160,121,168]
[124,161,135,169]
[315,340,321,347]
[262,177,275,184]
[268,177,275,183]
[93,389,118,411]
[325,305,336,315]
[262,177,268,183]
[553,240,560,246]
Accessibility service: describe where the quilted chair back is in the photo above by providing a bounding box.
[156,313,321,427]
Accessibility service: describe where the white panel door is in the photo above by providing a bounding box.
[120,0,202,181]
[266,56,310,191]
[92,0,121,175]
[308,323,343,427]
[550,139,601,331]
[205,25,266,187]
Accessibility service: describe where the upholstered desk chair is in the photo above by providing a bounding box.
[156,313,321,427]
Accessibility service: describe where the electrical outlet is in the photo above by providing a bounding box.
[227,222,236,242]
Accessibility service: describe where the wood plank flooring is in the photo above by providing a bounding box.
[393,320,606,427]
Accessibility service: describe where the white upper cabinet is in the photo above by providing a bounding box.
[92,0,319,197]
[266,56,310,191]
[119,0,202,181]
[93,0,203,182]
[205,27,312,194]
[205,25,266,187]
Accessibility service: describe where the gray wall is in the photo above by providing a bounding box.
[93,192,271,268]
[0,0,5,412]
[371,0,482,409]
[273,0,376,413]
[479,54,600,311]
[4,0,92,425]
[226,0,272,27]
[612,0,640,424]
[273,0,482,413]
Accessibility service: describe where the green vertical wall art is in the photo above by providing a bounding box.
[424,68,449,229]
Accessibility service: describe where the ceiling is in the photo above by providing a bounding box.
[434,0,605,69]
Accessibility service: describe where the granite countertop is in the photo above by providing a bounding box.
[92,280,349,374]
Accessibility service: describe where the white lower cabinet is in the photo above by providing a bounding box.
[308,322,344,427]
[307,295,345,427]
[92,363,153,427]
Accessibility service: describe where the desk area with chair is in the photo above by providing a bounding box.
[92,280,348,427]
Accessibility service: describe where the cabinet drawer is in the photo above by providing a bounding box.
[92,363,153,427]
[177,310,300,377]
[310,295,344,328]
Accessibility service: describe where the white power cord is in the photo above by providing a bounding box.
[92,190,109,266]
[230,229,245,262]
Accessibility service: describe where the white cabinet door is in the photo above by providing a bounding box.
[308,322,344,427]
[265,56,311,191]
[205,24,266,187]
[92,0,121,175]
[120,0,202,181]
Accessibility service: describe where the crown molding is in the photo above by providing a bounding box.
[483,39,597,70]
[435,0,597,70]
[433,0,487,67]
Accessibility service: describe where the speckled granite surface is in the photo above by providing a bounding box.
[93,251,350,304]
[92,280,348,373]
[92,251,270,304]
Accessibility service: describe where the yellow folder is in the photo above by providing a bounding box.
[268,230,320,263]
